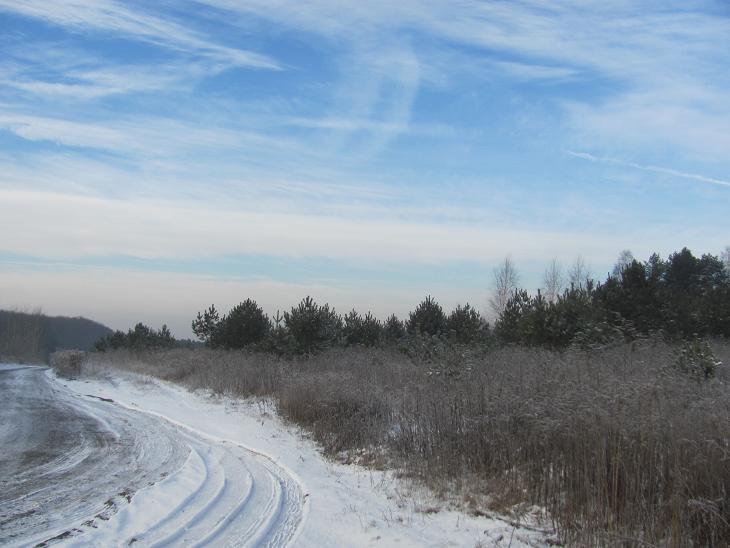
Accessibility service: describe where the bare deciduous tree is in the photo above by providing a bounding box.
[543,258,564,303]
[490,256,519,316]
[568,255,591,290]
[612,249,635,278]
[723,245,730,274]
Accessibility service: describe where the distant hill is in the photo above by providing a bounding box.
[43,314,113,353]
[0,310,113,363]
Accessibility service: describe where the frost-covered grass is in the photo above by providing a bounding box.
[81,339,730,546]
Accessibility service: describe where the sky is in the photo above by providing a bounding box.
[1,1,729,337]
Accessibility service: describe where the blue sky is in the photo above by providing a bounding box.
[1,1,729,336]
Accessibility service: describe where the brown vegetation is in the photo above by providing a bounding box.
[81,339,730,546]
[50,349,87,378]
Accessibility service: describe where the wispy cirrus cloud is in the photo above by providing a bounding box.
[0,0,279,69]
[0,64,205,99]
[567,150,730,189]
[0,41,237,104]
[0,113,297,158]
[0,188,634,265]
[565,89,730,162]
[195,0,729,79]
[279,116,453,138]
[194,0,730,159]
[492,61,578,81]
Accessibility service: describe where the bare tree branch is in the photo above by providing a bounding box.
[543,258,564,303]
[490,256,519,316]
[568,255,591,290]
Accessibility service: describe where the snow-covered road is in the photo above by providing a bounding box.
[2,362,548,547]
[0,364,305,547]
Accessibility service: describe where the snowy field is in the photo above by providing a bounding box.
[1,363,549,547]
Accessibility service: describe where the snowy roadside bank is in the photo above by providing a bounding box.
[56,368,549,547]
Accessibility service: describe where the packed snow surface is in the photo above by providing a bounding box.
[0,363,548,547]
[0,364,303,547]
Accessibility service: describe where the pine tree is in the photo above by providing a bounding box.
[407,296,446,336]
[446,304,483,344]
[217,299,271,349]
[192,305,221,347]
[284,296,342,354]
[383,314,405,343]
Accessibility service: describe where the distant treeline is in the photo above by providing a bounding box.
[94,323,200,352]
[0,310,113,363]
[184,247,729,354]
[187,296,485,355]
[495,247,730,347]
[92,246,730,356]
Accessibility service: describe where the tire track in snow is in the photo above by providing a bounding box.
[0,365,306,547]
[86,405,307,548]
[0,365,189,547]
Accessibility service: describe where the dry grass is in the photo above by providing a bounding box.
[49,350,86,378]
[82,339,730,546]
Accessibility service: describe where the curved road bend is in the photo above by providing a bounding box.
[0,364,305,547]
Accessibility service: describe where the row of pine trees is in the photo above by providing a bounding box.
[94,247,730,354]
[496,247,730,346]
[95,322,175,351]
[191,296,485,355]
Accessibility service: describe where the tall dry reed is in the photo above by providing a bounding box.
[82,339,730,546]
